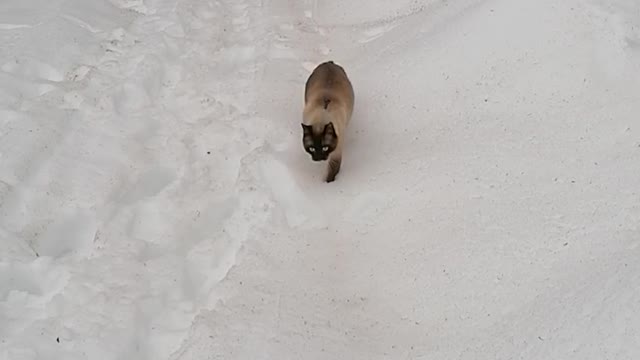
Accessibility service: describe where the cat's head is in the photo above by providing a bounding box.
[301,122,338,161]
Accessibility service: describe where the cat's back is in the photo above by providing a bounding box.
[304,61,354,109]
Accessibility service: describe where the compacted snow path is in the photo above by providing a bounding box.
[175,0,640,359]
[1,0,640,359]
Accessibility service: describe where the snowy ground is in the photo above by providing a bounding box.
[1,0,640,359]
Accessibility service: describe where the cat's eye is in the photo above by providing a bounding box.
[322,146,329,152]
[309,147,316,152]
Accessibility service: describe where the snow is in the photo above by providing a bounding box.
[1,0,640,359]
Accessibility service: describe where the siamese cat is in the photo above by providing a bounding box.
[302,61,355,182]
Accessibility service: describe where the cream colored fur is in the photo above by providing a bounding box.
[302,61,355,182]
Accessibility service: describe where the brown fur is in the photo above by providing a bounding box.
[302,61,355,182]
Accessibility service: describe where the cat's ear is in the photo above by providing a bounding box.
[301,123,312,134]
[324,122,335,136]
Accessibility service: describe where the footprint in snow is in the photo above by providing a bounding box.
[358,23,397,43]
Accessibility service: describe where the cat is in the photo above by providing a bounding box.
[301,61,355,182]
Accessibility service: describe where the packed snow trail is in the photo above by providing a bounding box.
[1,0,640,359]
[175,0,640,359]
